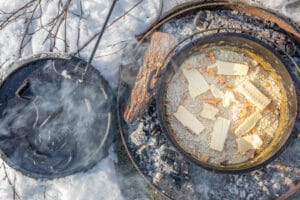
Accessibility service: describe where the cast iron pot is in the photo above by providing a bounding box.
[0,53,115,179]
[156,32,298,173]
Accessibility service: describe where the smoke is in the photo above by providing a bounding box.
[0,59,113,177]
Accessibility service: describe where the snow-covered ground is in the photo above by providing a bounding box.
[0,0,299,200]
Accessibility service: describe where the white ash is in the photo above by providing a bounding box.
[127,102,195,200]
[130,123,148,146]
[125,101,300,199]
[161,9,297,55]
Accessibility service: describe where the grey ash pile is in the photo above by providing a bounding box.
[122,7,300,200]
[162,9,296,55]
[128,103,194,199]
[127,102,300,200]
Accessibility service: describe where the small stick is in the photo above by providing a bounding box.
[15,79,31,100]
[74,0,142,55]
[277,182,300,200]
[32,99,39,128]
[39,115,51,128]
[1,163,21,200]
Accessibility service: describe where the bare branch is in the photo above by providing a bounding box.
[76,0,83,57]
[1,163,21,200]
[0,0,36,30]
[18,0,42,57]
[73,0,144,55]
[40,0,72,52]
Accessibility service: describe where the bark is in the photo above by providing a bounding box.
[124,32,177,121]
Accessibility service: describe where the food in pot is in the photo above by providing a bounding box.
[165,48,288,165]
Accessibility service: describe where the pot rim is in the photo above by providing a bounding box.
[0,53,114,179]
[156,32,298,173]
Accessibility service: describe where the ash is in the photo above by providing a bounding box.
[128,103,195,199]
[124,7,300,200]
[161,9,297,55]
[128,102,300,200]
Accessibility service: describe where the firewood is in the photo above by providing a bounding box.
[124,32,177,121]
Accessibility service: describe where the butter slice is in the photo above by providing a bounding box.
[216,60,249,76]
[223,91,237,107]
[207,63,217,69]
[237,80,271,110]
[236,134,263,154]
[235,110,262,136]
[182,68,210,98]
[200,103,219,120]
[210,84,224,99]
[210,117,231,151]
[174,105,204,135]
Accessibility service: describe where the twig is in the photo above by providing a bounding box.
[41,0,72,51]
[32,98,39,128]
[73,0,143,55]
[1,163,21,200]
[39,115,51,128]
[158,0,164,21]
[76,0,83,57]
[18,0,42,57]
[0,0,36,30]
[64,11,68,52]
[277,182,300,200]
[13,175,16,200]
[15,79,31,100]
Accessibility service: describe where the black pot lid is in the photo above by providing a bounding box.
[0,54,115,179]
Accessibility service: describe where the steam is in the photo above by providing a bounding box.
[0,59,113,176]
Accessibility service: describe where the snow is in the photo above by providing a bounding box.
[252,0,300,23]
[0,0,299,200]
[0,0,162,87]
[0,0,161,199]
[0,145,122,200]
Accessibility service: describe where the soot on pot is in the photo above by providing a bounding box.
[0,56,114,178]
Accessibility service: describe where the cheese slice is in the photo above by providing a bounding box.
[210,84,224,99]
[235,110,262,136]
[210,117,231,151]
[236,134,263,154]
[223,91,237,107]
[237,80,271,110]
[182,68,210,98]
[216,60,249,76]
[207,63,218,70]
[200,103,219,120]
[174,105,205,135]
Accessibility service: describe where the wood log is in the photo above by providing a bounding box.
[124,32,177,121]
